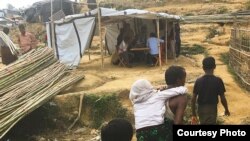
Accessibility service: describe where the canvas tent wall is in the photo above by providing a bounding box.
[46,8,118,67]
[46,7,181,67]
[0,10,5,18]
[46,15,96,67]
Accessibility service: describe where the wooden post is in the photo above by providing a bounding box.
[61,0,63,10]
[51,0,56,53]
[173,22,176,61]
[156,19,161,67]
[233,15,237,49]
[97,3,104,68]
[72,3,75,14]
[104,40,107,55]
[165,20,168,64]
[88,48,91,60]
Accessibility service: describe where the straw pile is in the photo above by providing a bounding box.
[0,47,85,138]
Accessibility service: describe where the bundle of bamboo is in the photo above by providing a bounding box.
[0,47,85,138]
[0,48,56,92]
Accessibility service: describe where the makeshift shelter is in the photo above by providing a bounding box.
[46,7,181,67]
[0,17,15,27]
[0,10,5,18]
[3,9,21,19]
[24,0,80,23]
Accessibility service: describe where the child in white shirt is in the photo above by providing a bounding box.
[130,66,187,141]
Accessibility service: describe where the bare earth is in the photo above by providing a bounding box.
[76,24,249,126]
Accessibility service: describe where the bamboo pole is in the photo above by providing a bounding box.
[72,3,75,14]
[173,22,176,61]
[156,19,161,67]
[88,48,91,61]
[51,0,56,55]
[97,3,104,68]
[165,20,168,64]
[68,94,84,130]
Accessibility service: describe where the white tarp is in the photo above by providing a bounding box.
[100,8,181,20]
[46,17,95,67]
[105,24,120,54]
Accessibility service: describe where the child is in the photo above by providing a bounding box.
[164,65,188,141]
[101,118,133,141]
[191,56,230,124]
[146,32,164,66]
[130,76,187,141]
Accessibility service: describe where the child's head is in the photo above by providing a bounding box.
[3,27,9,35]
[18,24,26,35]
[129,79,154,104]
[165,66,186,86]
[101,118,133,141]
[150,32,156,37]
[202,56,216,71]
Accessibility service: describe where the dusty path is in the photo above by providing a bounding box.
[65,23,250,126]
[181,24,250,124]
[75,40,250,126]
[205,44,250,124]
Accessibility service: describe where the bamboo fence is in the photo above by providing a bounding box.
[0,48,85,138]
[229,28,250,90]
[99,0,160,9]
[183,10,250,24]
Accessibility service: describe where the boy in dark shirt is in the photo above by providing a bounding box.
[191,56,230,124]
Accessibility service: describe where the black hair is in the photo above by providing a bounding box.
[150,32,156,37]
[165,65,186,85]
[18,24,25,30]
[3,27,9,35]
[101,118,133,141]
[202,56,216,70]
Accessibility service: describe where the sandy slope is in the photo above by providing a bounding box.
[206,44,250,124]
[181,23,250,124]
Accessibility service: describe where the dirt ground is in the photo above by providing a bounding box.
[47,23,250,140]
[76,24,250,125]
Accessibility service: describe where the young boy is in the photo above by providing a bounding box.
[191,56,230,124]
[164,66,188,141]
[101,118,133,141]
[130,65,188,141]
